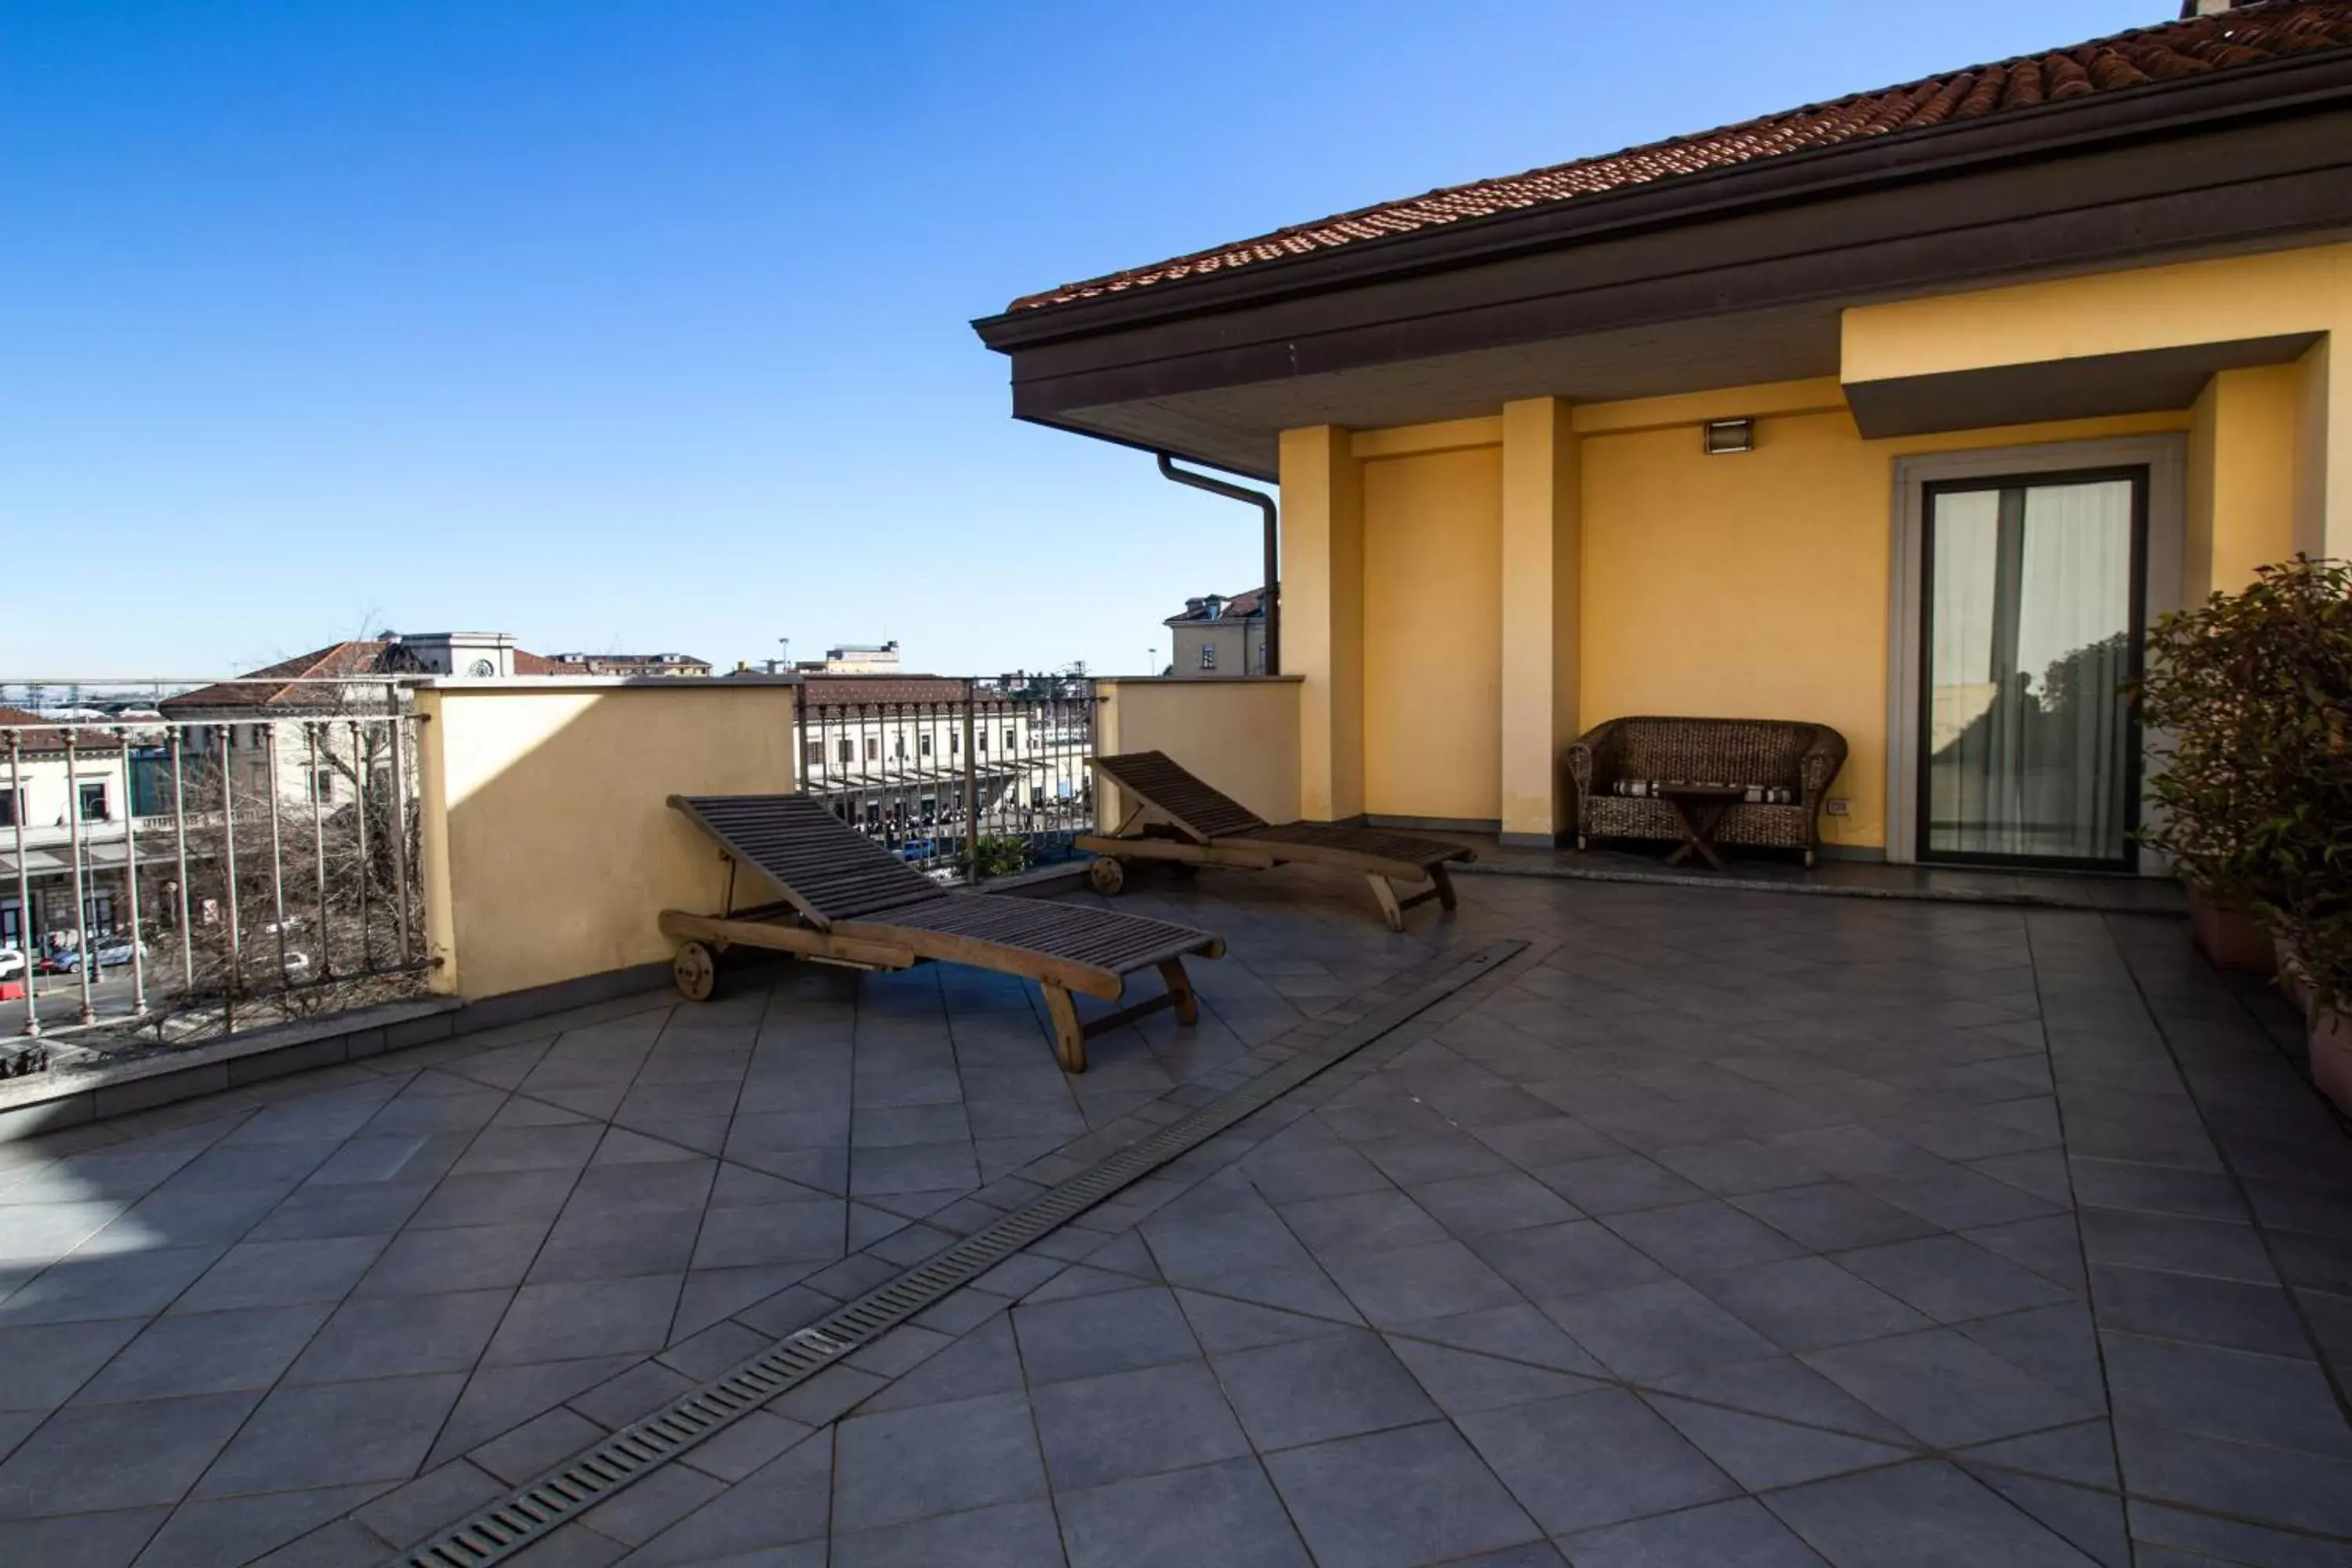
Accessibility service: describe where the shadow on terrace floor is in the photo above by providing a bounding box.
[0,862,2344,1568]
[1456,835,2189,916]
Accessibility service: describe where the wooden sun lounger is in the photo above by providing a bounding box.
[659,793,1223,1073]
[1076,752,1476,931]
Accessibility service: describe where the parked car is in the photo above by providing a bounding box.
[42,938,147,974]
[0,947,24,982]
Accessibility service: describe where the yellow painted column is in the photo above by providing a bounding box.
[2296,336,2352,561]
[1093,680,1127,833]
[412,688,459,995]
[1279,426,1364,820]
[1497,397,1580,844]
[2187,365,2302,599]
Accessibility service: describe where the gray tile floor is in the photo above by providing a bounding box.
[2,866,2347,1567]
[1460,838,2189,915]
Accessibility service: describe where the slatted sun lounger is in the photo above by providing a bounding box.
[659,793,1223,1073]
[1076,752,1476,931]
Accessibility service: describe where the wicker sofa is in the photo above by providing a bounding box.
[1564,717,1849,866]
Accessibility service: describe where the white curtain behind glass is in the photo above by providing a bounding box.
[1927,478,2133,861]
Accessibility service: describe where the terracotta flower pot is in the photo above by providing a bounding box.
[2187,885,2277,975]
[2276,937,2318,1018]
[2311,1006,2352,1118]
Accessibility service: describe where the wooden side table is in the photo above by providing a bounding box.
[1657,784,1746,872]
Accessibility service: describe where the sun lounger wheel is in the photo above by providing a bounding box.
[673,940,717,1003]
[1089,857,1125,896]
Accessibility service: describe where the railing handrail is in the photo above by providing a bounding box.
[2,674,419,684]
[1,714,413,729]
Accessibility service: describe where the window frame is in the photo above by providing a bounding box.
[1886,434,2184,873]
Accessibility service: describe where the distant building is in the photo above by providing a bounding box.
[390,632,535,679]
[1164,589,1268,677]
[795,671,1091,840]
[159,633,571,810]
[549,651,713,678]
[794,641,901,676]
[0,705,151,952]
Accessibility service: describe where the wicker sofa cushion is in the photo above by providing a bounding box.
[1607,779,1795,804]
[1612,720,1813,793]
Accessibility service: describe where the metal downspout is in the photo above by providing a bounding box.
[1155,453,1279,677]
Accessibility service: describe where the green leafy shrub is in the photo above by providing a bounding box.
[2136,556,2352,1011]
[973,834,1030,880]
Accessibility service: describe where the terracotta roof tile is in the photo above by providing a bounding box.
[159,641,397,715]
[0,704,127,753]
[798,675,971,707]
[162,638,572,713]
[1166,587,1267,622]
[1007,1,2352,313]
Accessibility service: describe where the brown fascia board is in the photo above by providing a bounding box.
[998,122,2352,429]
[993,122,2352,428]
[973,46,2352,361]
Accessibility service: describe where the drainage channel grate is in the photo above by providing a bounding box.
[392,938,1526,1567]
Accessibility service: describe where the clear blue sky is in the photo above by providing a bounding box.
[2,0,2158,680]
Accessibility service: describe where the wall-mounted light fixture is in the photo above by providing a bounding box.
[1703,418,1755,455]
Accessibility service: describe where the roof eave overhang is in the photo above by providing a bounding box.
[975,45,2352,356]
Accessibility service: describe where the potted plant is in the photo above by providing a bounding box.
[2138,557,2349,973]
[2237,560,2349,1114]
[2140,557,2349,1108]
[2278,917,2352,1111]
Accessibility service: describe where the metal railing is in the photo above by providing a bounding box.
[794,676,1096,884]
[2,678,431,1066]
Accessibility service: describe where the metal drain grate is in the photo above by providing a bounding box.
[392,938,1526,1567]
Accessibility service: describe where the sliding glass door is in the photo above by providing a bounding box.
[1921,468,2145,868]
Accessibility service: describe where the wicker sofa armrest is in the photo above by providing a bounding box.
[1563,720,1626,848]
[1563,718,1624,793]
[1797,724,1849,806]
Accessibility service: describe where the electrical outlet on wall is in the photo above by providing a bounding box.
[1825,798,1849,817]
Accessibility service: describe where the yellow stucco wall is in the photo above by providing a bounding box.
[1362,441,1504,822]
[1579,403,2194,851]
[1840,244,2352,382]
[1309,396,2212,851]
[1271,245,2344,855]
[1844,243,2350,556]
[416,681,800,1000]
[1095,677,1301,829]
[1580,408,1889,851]
[2189,364,2303,601]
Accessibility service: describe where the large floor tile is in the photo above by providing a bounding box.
[830,1391,1047,1533]
[1457,1388,1739,1535]
[1264,1421,1541,1568]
